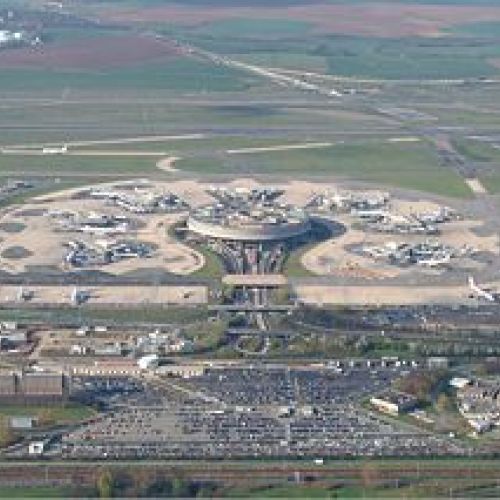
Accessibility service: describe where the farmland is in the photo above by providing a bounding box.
[94,2,500,38]
[0,34,182,70]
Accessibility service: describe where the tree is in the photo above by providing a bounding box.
[96,470,114,499]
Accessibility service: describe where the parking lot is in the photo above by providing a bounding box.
[60,366,469,459]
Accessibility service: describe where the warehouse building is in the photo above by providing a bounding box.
[0,371,68,403]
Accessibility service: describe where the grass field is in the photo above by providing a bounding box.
[453,138,500,162]
[177,141,472,197]
[433,109,500,127]
[0,402,94,423]
[178,24,500,79]
[233,52,328,72]
[0,486,71,498]
[452,138,500,194]
[321,37,500,79]
[0,155,158,176]
[479,174,500,194]
[0,306,210,326]
[192,18,314,39]
[282,242,318,278]
[0,100,391,147]
[449,20,500,38]
[0,58,254,92]
[190,245,226,280]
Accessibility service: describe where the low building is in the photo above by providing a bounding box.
[370,390,418,415]
[0,330,28,350]
[10,416,35,430]
[0,371,68,403]
[137,354,159,370]
[427,357,449,370]
[450,377,471,389]
[28,441,45,456]
[0,372,17,396]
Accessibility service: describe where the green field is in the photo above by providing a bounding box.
[480,174,500,194]
[0,306,210,326]
[453,138,500,162]
[0,59,254,92]
[322,37,500,79]
[178,26,500,79]
[0,402,94,423]
[449,21,500,38]
[0,486,71,498]
[452,138,500,194]
[433,109,500,127]
[192,18,314,39]
[0,100,391,147]
[0,155,158,176]
[190,245,226,280]
[177,141,471,197]
[233,52,328,72]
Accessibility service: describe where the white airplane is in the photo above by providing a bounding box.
[71,287,91,306]
[468,276,499,303]
[329,88,343,97]
[417,255,451,267]
[42,144,68,155]
[17,286,33,301]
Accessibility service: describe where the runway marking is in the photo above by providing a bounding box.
[386,137,421,143]
[226,141,334,155]
[3,133,207,150]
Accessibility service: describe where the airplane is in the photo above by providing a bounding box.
[17,286,34,302]
[468,276,500,303]
[416,255,451,268]
[42,144,68,155]
[71,287,91,306]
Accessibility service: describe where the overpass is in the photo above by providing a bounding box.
[222,274,288,287]
[226,328,294,338]
[209,304,295,313]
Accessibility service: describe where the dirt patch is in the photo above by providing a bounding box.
[157,156,180,173]
[100,3,500,37]
[0,34,183,70]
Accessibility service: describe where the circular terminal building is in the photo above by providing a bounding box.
[187,187,311,242]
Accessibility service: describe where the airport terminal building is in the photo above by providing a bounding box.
[186,187,311,243]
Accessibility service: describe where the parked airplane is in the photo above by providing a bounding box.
[417,255,451,267]
[71,287,91,305]
[468,276,500,303]
[42,144,68,155]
